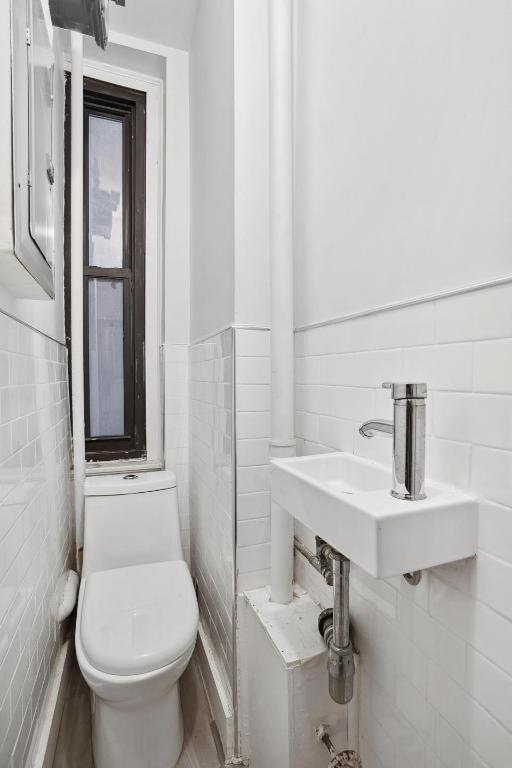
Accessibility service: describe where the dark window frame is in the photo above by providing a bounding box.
[65,75,147,462]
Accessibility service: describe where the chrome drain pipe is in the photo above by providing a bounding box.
[317,550,355,705]
[294,536,334,585]
[295,537,355,705]
[333,551,351,649]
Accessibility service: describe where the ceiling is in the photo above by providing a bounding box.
[109,0,199,51]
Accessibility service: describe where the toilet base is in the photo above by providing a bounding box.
[91,681,184,768]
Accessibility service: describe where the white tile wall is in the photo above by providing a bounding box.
[164,343,190,562]
[0,313,73,767]
[234,329,271,592]
[188,327,272,703]
[189,329,234,691]
[294,282,512,768]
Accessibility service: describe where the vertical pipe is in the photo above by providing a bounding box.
[327,549,354,705]
[270,502,294,603]
[332,552,351,650]
[70,32,85,549]
[269,0,295,604]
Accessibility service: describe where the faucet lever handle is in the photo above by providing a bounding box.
[382,382,427,400]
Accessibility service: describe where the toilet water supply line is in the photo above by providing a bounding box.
[269,0,295,605]
[70,32,86,551]
[315,725,362,768]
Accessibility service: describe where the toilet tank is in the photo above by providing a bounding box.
[82,471,183,576]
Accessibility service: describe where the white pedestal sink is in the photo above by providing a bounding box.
[271,452,478,579]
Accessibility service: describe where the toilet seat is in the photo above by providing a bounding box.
[80,560,198,677]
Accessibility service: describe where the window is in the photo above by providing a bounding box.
[65,77,147,462]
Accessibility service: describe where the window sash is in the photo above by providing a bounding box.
[65,75,147,462]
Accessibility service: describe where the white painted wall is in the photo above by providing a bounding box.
[109,0,198,53]
[233,0,270,328]
[294,0,512,328]
[189,0,272,339]
[189,0,234,342]
[83,37,166,79]
[165,48,191,346]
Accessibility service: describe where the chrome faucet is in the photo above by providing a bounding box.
[359,382,427,501]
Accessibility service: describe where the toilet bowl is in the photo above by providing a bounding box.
[76,471,198,768]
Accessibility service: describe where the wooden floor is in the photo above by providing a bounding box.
[53,655,224,768]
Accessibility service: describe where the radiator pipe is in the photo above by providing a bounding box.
[269,0,295,605]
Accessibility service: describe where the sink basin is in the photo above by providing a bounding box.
[271,452,478,579]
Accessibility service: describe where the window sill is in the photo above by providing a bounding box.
[84,459,163,477]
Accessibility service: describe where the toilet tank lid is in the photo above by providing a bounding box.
[84,470,177,496]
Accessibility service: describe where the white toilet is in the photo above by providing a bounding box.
[76,471,198,768]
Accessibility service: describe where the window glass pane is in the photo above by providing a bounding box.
[88,278,125,437]
[88,114,123,267]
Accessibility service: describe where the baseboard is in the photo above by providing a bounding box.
[24,640,73,768]
[195,620,234,759]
